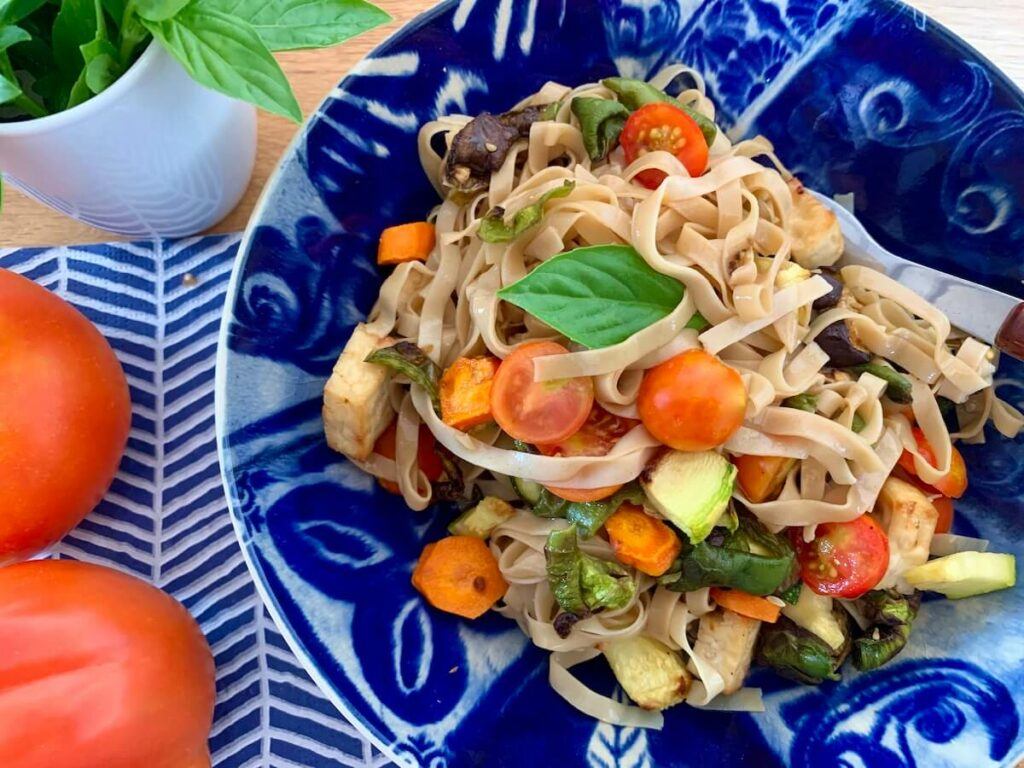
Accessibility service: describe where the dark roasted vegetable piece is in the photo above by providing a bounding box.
[937,395,960,432]
[757,613,851,684]
[478,181,575,243]
[661,515,795,596]
[601,77,717,146]
[852,590,920,671]
[817,321,872,367]
[545,525,637,625]
[571,97,629,160]
[365,341,442,412]
[812,272,844,311]
[778,582,804,605]
[783,393,818,413]
[848,363,913,404]
[444,104,555,193]
[433,447,466,501]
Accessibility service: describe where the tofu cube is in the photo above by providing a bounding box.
[690,609,761,695]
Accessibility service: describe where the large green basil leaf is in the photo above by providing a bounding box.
[0,0,47,24]
[135,0,192,22]
[52,0,97,88]
[0,69,19,103]
[143,6,301,121]
[571,96,628,160]
[197,0,388,51]
[497,244,685,349]
[0,23,29,48]
[478,180,575,244]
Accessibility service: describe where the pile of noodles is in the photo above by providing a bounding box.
[355,66,1024,725]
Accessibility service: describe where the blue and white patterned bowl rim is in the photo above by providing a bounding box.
[215,1,1024,766]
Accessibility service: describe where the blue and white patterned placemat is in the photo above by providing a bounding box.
[0,236,393,768]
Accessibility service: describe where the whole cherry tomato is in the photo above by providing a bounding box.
[794,515,890,598]
[620,102,709,189]
[637,349,747,451]
[491,341,594,444]
[0,270,131,564]
[0,560,215,768]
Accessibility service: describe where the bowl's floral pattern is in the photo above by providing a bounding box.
[217,1,1024,765]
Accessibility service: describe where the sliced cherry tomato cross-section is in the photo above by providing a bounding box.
[620,102,709,189]
[794,515,890,599]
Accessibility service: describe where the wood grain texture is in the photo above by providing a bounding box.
[1,0,1021,247]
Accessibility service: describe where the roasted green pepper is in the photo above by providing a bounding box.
[478,181,575,243]
[529,484,645,538]
[601,77,718,146]
[783,393,818,413]
[847,363,913,404]
[571,97,629,160]
[365,341,441,412]
[852,590,920,671]
[756,613,851,684]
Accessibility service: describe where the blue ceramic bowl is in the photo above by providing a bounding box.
[216,1,1024,765]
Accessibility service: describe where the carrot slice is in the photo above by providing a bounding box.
[605,503,682,577]
[412,536,508,619]
[440,356,500,431]
[710,587,781,623]
[377,222,436,266]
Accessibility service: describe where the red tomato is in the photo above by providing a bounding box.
[637,349,747,451]
[374,421,444,495]
[794,515,890,598]
[932,496,955,535]
[0,560,215,768]
[491,341,594,444]
[537,405,639,502]
[620,102,709,189]
[897,427,968,498]
[0,270,131,565]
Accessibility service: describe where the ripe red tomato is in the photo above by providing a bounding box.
[536,405,639,502]
[0,270,131,564]
[620,102,709,189]
[491,341,594,444]
[932,496,955,535]
[897,427,968,498]
[794,515,890,598]
[0,560,215,768]
[374,421,444,495]
[637,349,747,451]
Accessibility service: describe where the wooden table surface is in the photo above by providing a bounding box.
[2,0,1022,247]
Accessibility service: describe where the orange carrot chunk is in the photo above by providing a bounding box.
[440,356,500,431]
[710,587,781,623]
[605,503,682,577]
[412,536,508,619]
[733,454,797,503]
[377,222,436,266]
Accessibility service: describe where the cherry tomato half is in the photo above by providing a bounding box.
[794,515,890,598]
[932,496,955,535]
[491,341,594,444]
[537,405,639,502]
[374,421,444,495]
[620,102,709,189]
[637,349,747,451]
[897,427,968,498]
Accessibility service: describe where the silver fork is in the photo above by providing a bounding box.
[811,191,1024,362]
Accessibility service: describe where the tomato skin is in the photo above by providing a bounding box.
[932,496,955,535]
[620,102,709,189]
[374,421,444,495]
[637,350,747,451]
[794,515,890,598]
[491,341,594,444]
[537,406,638,501]
[0,560,215,768]
[897,427,968,499]
[0,271,131,564]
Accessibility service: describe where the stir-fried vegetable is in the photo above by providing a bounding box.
[661,515,796,596]
[619,103,709,188]
[601,77,717,146]
[478,181,576,243]
[412,536,508,619]
[440,356,500,431]
[851,590,919,671]
[546,525,636,633]
[783,393,818,413]
[605,503,682,577]
[816,321,872,367]
[733,454,797,503]
[571,97,629,161]
[848,362,912,403]
[756,613,851,684]
[711,588,781,623]
[377,222,436,266]
[641,449,736,544]
[365,341,442,412]
[449,497,516,539]
[527,483,647,538]
[897,427,969,498]
[602,635,691,710]
[373,421,444,495]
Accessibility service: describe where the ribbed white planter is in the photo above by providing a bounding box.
[0,43,257,238]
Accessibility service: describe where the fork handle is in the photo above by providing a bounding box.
[997,303,1024,361]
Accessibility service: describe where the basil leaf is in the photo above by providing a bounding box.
[52,0,98,88]
[602,76,718,147]
[686,310,710,332]
[142,6,301,121]
[478,180,574,244]
[364,340,441,413]
[82,38,120,93]
[0,70,19,103]
[497,244,684,349]
[571,96,628,160]
[0,0,47,24]
[135,0,191,22]
[196,0,388,52]
[0,24,30,49]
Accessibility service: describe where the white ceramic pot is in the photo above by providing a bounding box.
[0,43,257,238]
